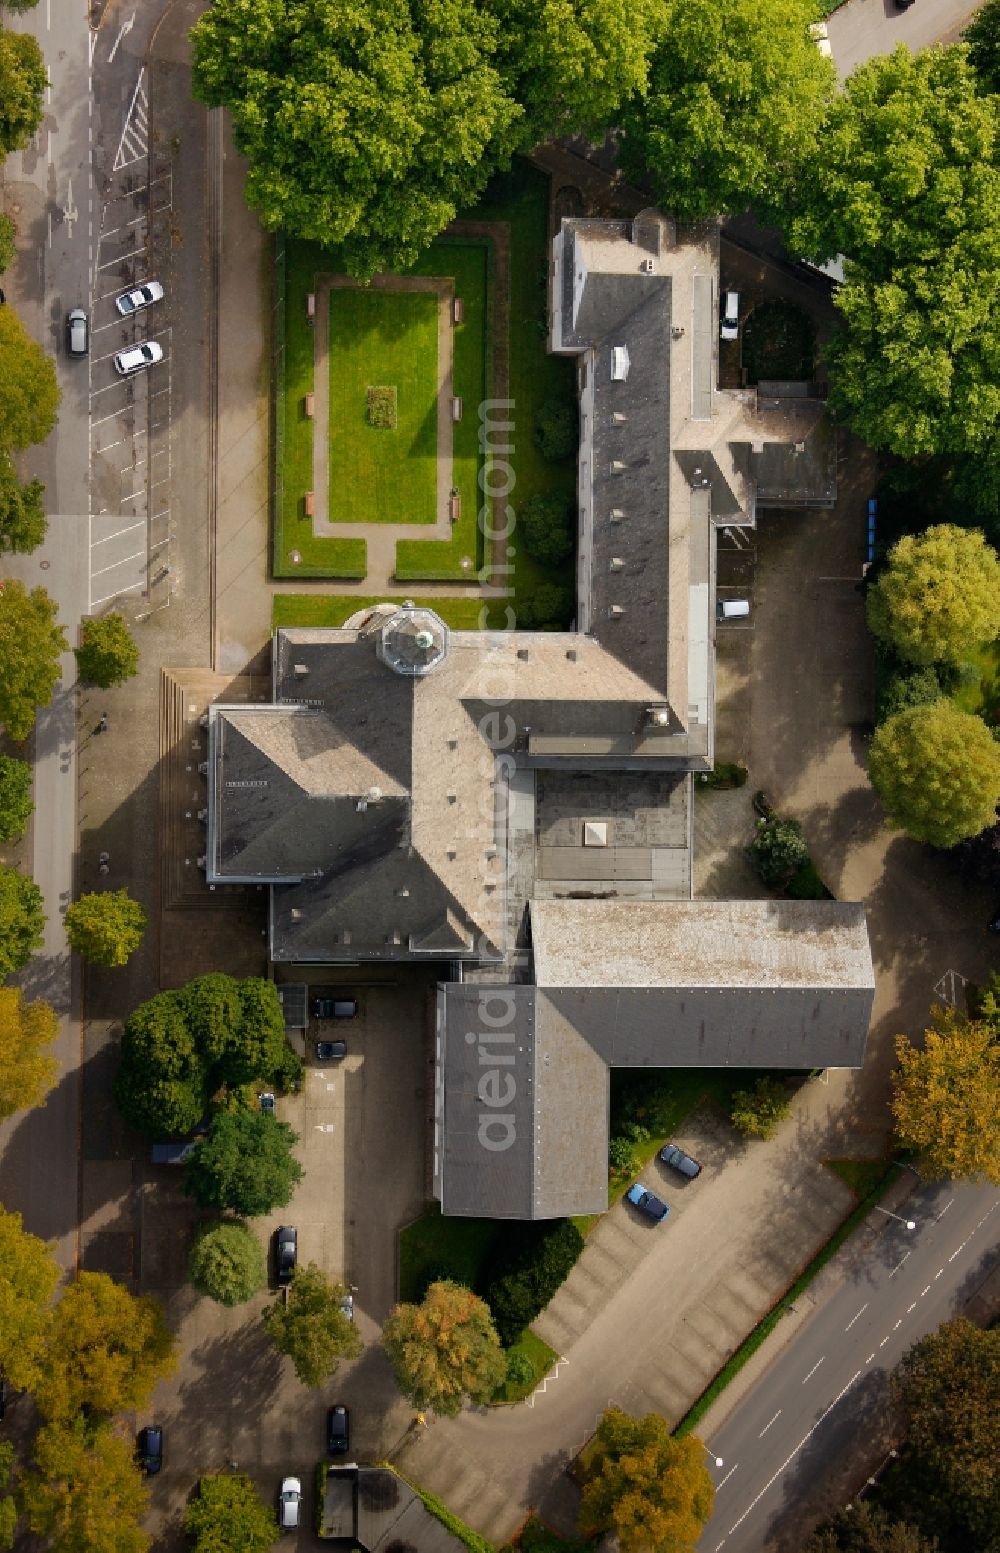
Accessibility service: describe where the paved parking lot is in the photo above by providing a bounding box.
[138,971,435,1551]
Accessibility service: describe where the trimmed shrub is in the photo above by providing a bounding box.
[876,662,945,725]
[608,1136,636,1179]
[520,581,573,629]
[748,816,810,888]
[518,494,574,567]
[189,1219,267,1305]
[483,1219,584,1345]
[730,1076,791,1140]
[533,397,577,461]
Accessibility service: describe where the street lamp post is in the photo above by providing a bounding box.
[874,1206,916,1230]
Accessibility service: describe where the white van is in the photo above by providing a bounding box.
[717,598,750,621]
[720,291,740,342]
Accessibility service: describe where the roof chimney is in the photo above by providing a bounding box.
[610,557,624,572]
[293,663,309,678]
[646,705,671,728]
[610,508,624,523]
[610,460,626,475]
[609,604,625,618]
[566,648,578,661]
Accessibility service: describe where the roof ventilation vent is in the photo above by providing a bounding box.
[611,410,627,425]
[610,459,626,475]
[646,705,671,728]
[447,792,457,804]
[566,648,578,661]
[517,648,530,661]
[386,930,402,946]
[290,908,304,922]
[335,929,352,946]
[448,737,459,749]
[610,557,624,573]
[609,604,625,618]
[611,345,630,381]
[367,786,382,804]
[640,257,654,274]
[293,663,309,678]
[397,887,410,898]
[610,508,624,524]
[198,761,208,776]
[794,441,806,454]
[196,809,207,823]
[197,855,206,871]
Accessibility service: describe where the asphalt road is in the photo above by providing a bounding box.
[698,1179,1000,1551]
[828,0,982,76]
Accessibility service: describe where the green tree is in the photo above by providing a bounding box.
[180,972,245,1065]
[730,1076,791,1140]
[485,1220,584,1345]
[521,580,573,628]
[0,1441,16,1552]
[74,612,139,688]
[892,1319,1000,1545]
[35,1271,176,1423]
[578,1406,714,1553]
[533,396,577,461]
[803,1502,939,1553]
[21,1419,149,1553]
[114,989,207,1138]
[184,1109,302,1217]
[868,701,1000,848]
[748,816,810,888]
[0,1206,59,1392]
[965,0,1000,93]
[0,984,58,1120]
[621,0,833,224]
[891,1008,1000,1185]
[867,526,1000,667]
[493,0,663,141]
[0,214,14,274]
[0,751,33,841]
[382,1279,506,1416]
[0,579,66,740]
[787,47,1000,461]
[0,27,46,153]
[875,661,944,726]
[64,888,147,967]
[226,977,287,1086]
[191,0,523,281]
[263,1262,361,1387]
[0,450,45,553]
[1,0,40,14]
[189,1219,267,1306]
[0,864,44,977]
[0,306,59,450]
[518,493,574,568]
[186,1474,279,1553]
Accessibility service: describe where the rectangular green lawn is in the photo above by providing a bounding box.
[328,287,439,525]
[271,593,490,631]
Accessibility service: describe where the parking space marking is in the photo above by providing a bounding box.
[113,70,148,171]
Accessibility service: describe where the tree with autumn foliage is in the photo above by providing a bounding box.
[890,1319,1000,1547]
[891,1007,1000,1185]
[20,1418,149,1553]
[0,1207,59,1393]
[0,983,58,1120]
[33,1271,177,1423]
[578,1407,714,1553]
[381,1279,506,1417]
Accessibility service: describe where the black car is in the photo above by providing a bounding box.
[625,1183,670,1223]
[327,1404,350,1455]
[659,1143,702,1180]
[137,1425,163,1475]
[313,995,358,1020]
[275,1226,297,1285]
[315,1040,347,1061]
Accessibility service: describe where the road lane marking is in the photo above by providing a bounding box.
[758,1412,781,1437]
[893,1320,902,1330]
[865,1353,875,1364]
[921,1286,931,1297]
[948,1249,961,1262]
[935,1198,954,1221]
[889,1251,911,1277]
[933,1268,943,1280]
[717,1465,738,1490]
[907,1303,916,1314]
[727,1370,862,1536]
[802,1359,824,1384]
[879,1336,890,1348]
[845,1303,868,1331]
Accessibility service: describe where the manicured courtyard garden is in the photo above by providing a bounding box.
[327,286,439,525]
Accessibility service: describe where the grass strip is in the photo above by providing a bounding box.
[491,1329,559,1405]
[272,592,489,631]
[675,1163,903,1436]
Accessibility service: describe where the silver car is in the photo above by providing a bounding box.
[67,308,88,357]
[115,280,164,316]
[278,1477,301,1531]
[113,340,163,375]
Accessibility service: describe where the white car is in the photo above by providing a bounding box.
[278,1477,302,1531]
[115,280,164,316]
[113,341,163,375]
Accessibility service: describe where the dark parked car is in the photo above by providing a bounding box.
[659,1143,702,1180]
[275,1225,297,1285]
[137,1425,163,1475]
[625,1183,670,1222]
[313,996,358,1020]
[315,1040,347,1061]
[327,1404,350,1455]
